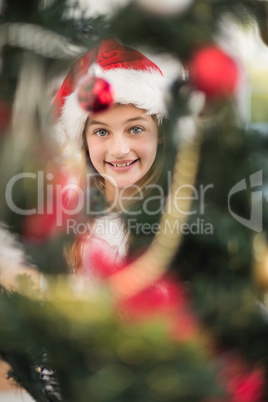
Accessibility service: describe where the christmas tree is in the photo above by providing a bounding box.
[1,0,268,401]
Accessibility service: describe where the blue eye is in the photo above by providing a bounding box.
[130,127,143,135]
[95,129,108,137]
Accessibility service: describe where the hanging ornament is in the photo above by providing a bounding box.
[77,64,114,113]
[189,46,239,98]
[136,0,193,16]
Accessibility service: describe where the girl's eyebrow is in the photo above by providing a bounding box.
[125,116,148,123]
[88,116,148,127]
[88,120,109,127]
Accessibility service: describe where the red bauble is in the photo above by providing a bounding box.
[218,354,265,402]
[118,276,186,319]
[77,75,114,113]
[189,46,239,98]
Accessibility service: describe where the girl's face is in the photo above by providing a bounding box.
[85,104,158,198]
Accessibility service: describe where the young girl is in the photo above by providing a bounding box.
[53,38,167,280]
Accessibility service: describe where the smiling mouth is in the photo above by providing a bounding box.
[106,159,139,167]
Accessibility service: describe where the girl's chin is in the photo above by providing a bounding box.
[103,172,140,188]
[104,177,142,192]
[107,181,139,191]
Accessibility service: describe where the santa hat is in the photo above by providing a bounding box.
[53,38,167,152]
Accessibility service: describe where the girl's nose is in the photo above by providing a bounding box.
[109,134,130,158]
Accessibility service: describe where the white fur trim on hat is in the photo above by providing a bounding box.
[103,68,167,119]
[55,68,168,151]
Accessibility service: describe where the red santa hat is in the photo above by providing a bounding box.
[53,38,167,153]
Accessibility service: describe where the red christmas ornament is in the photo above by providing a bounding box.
[217,354,265,402]
[118,276,187,319]
[229,369,265,402]
[189,46,239,98]
[77,75,114,113]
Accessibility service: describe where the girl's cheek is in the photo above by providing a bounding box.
[87,139,103,154]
